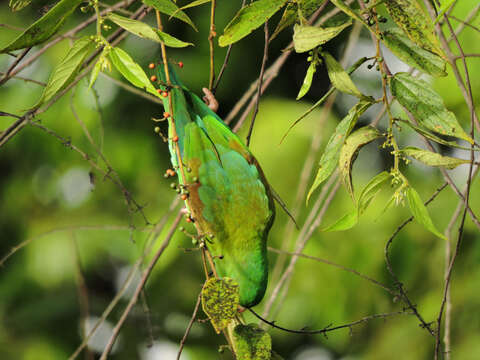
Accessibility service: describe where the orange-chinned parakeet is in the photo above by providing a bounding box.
[154,64,275,308]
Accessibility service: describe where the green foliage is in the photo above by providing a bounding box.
[106,13,192,47]
[406,186,446,241]
[34,37,95,107]
[201,278,239,334]
[293,21,352,53]
[218,0,287,47]
[384,0,444,56]
[233,324,272,360]
[307,100,372,201]
[108,47,159,97]
[339,126,382,199]
[322,51,364,98]
[0,0,83,53]
[399,146,470,169]
[391,72,473,143]
[382,27,447,77]
[8,0,31,12]
[141,0,198,30]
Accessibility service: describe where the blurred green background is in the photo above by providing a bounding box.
[1,1,479,359]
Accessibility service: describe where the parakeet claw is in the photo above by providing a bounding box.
[202,87,219,113]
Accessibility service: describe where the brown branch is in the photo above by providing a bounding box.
[208,0,216,90]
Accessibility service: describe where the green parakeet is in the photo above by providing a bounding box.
[153,63,275,308]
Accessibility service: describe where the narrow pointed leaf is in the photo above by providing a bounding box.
[34,36,94,107]
[406,186,447,240]
[330,0,368,27]
[399,146,470,169]
[321,210,358,232]
[142,0,198,31]
[106,13,192,47]
[384,0,444,56]
[108,47,159,97]
[434,0,456,24]
[201,278,239,334]
[399,120,479,151]
[391,72,473,144]
[382,28,446,77]
[293,21,352,53]
[323,51,363,98]
[357,171,392,215]
[297,61,317,100]
[1,0,83,53]
[272,0,327,39]
[339,126,382,199]
[307,100,372,201]
[219,0,287,47]
[233,324,272,360]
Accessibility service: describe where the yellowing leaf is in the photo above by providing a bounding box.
[384,0,444,56]
[382,27,446,77]
[339,126,382,199]
[307,100,372,201]
[399,146,470,169]
[219,0,287,47]
[201,278,239,334]
[293,21,352,53]
[391,72,473,144]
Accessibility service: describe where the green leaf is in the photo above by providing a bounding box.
[398,120,479,151]
[142,0,198,31]
[434,0,456,25]
[271,0,327,39]
[406,186,447,240]
[307,100,372,201]
[293,21,352,53]
[9,0,31,11]
[391,72,473,144]
[218,0,288,47]
[321,210,358,232]
[106,13,192,48]
[297,61,317,100]
[233,324,272,360]
[382,27,446,77]
[399,146,470,169]
[1,0,83,53]
[330,0,369,27]
[89,48,111,89]
[108,47,159,97]
[201,278,239,334]
[357,171,392,215]
[384,0,444,56]
[322,51,364,98]
[339,126,382,199]
[174,0,210,13]
[34,37,94,107]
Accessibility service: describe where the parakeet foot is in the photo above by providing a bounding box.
[202,87,219,113]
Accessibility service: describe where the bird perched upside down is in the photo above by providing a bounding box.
[153,63,275,308]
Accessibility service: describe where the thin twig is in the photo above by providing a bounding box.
[99,211,183,360]
[176,290,202,360]
[99,72,163,104]
[268,247,395,295]
[245,21,269,147]
[208,0,216,90]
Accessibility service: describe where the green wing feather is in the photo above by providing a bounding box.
[155,64,275,307]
